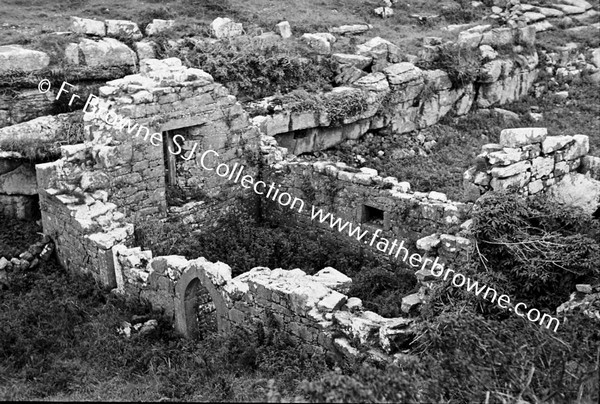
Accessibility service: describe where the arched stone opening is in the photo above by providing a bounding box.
[174,262,230,338]
[182,278,217,339]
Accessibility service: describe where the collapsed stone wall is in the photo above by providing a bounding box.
[113,245,416,362]
[463,128,597,201]
[251,25,539,156]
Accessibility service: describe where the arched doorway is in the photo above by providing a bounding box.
[183,278,217,339]
[174,262,231,338]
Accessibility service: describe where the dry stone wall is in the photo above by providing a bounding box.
[251,25,539,156]
[463,128,593,201]
[114,247,417,362]
[260,136,472,249]
[77,57,261,221]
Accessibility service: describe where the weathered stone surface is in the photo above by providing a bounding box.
[383,63,423,85]
[552,4,586,14]
[581,156,600,180]
[106,20,143,39]
[490,171,531,190]
[145,19,174,36]
[563,135,589,160]
[560,0,592,10]
[330,24,372,35]
[531,156,554,177]
[401,293,421,313]
[487,148,527,165]
[499,128,547,148]
[78,38,136,67]
[333,53,373,70]
[0,164,37,195]
[210,17,243,39]
[135,41,156,60]
[547,173,600,215]
[353,72,389,92]
[276,21,292,38]
[312,267,352,293]
[0,45,50,74]
[542,135,574,154]
[416,233,441,251]
[301,33,335,54]
[535,7,565,18]
[70,16,106,36]
[491,160,531,178]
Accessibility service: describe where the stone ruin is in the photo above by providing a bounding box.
[1,7,600,362]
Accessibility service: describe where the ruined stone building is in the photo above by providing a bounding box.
[1,15,599,362]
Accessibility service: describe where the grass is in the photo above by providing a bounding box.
[0,0,489,56]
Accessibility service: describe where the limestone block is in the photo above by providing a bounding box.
[333,311,381,345]
[474,172,491,186]
[70,16,106,36]
[330,24,372,35]
[145,19,174,36]
[333,337,360,357]
[312,267,352,293]
[487,148,526,165]
[423,69,452,91]
[428,191,447,201]
[0,45,50,74]
[106,20,143,40]
[541,135,574,154]
[80,171,110,191]
[522,12,546,23]
[528,179,544,194]
[499,127,547,148]
[535,7,565,18]
[356,37,401,65]
[479,59,505,83]
[354,72,390,92]
[416,233,441,251]
[480,27,514,47]
[531,156,554,177]
[533,20,554,32]
[547,172,600,215]
[490,171,531,191]
[301,33,335,54]
[78,38,136,67]
[563,135,589,160]
[383,63,423,85]
[0,164,37,195]
[401,293,421,313]
[343,297,363,312]
[317,291,347,312]
[332,53,372,70]
[135,41,156,60]
[552,4,586,15]
[581,156,600,180]
[458,31,483,48]
[561,0,593,10]
[276,21,292,38]
[210,17,243,39]
[491,160,531,178]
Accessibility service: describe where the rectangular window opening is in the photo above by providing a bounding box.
[362,205,385,227]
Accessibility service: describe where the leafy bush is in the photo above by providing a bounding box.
[470,191,600,309]
[418,43,480,88]
[159,36,337,101]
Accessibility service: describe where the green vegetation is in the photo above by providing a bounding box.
[156,36,337,101]
[2,188,599,402]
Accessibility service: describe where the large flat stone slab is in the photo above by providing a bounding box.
[0,45,50,74]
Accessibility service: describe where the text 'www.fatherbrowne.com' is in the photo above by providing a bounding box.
[194,150,560,332]
[41,78,559,333]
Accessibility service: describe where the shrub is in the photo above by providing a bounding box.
[159,36,337,101]
[418,43,480,88]
[469,191,600,309]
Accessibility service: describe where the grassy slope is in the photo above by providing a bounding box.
[0,0,480,54]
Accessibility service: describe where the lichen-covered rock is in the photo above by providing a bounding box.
[547,172,600,215]
[78,38,137,67]
[70,16,106,36]
[0,45,50,74]
[106,20,143,40]
[210,17,243,39]
[499,127,547,148]
[145,19,174,36]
